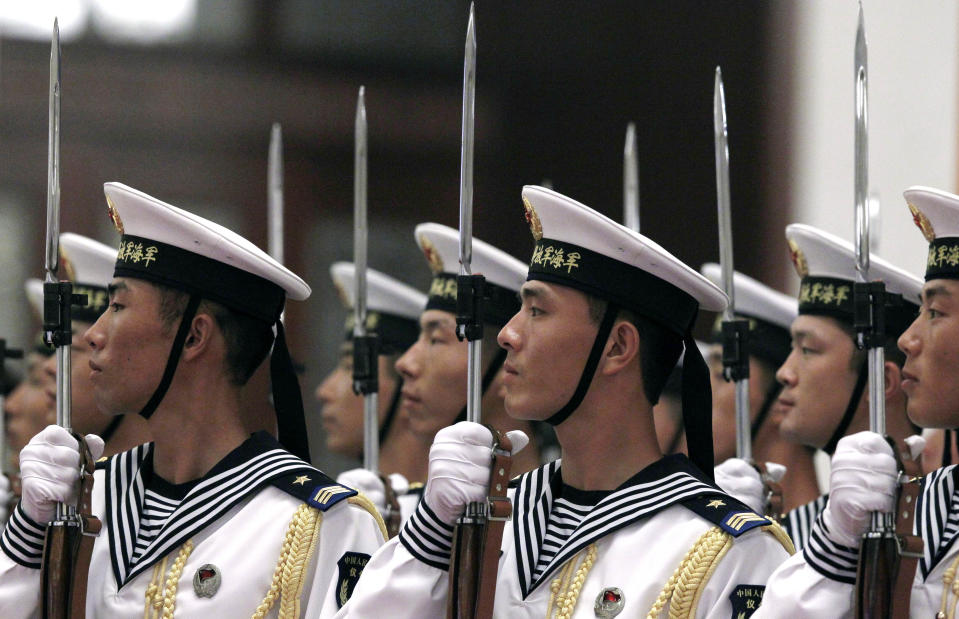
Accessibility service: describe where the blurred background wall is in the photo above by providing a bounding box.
[0,1,953,474]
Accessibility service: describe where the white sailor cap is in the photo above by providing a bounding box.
[330,262,426,354]
[104,182,310,324]
[520,185,724,477]
[903,186,959,281]
[785,223,922,334]
[701,263,796,366]
[58,232,117,323]
[522,185,726,334]
[414,222,526,326]
[25,279,43,321]
[101,182,311,459]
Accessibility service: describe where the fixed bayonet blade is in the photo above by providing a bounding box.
[624,123,639,232]
[457,4,481,424]
[854,3,870,280]
[458,3,476,279]
[44,19,61,282]
[714,67,751,461]
[268,123,284,265]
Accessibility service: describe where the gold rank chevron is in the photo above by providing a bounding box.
[724,512,767,532]
[312,485,353,505]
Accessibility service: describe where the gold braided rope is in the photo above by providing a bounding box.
[939,550,959,619]
[761,522,796,556]
[252,504,323,619]
[144,555,169,619]
[348,494,388,541]
[544,543,598,619]
[646,528,731,619]
[141,540,195,619]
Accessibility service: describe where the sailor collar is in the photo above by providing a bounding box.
[917,464,959,578]
[100,431,349,587]
[511,454,755,596]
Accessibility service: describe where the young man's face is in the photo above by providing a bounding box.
[5,353,55,455]
[899,279,959,428]
[83,278,175,416]
[316,342,400,457]
[776,314,861,449]
[497,280,598,421]
[708,348,775,463]
[394,310,468,439]
[41,323,113,437]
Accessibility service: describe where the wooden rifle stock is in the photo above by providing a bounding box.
[854,437,922,619]
[447,427,512,619]
[40,434,100,619]
[379,474,402,539]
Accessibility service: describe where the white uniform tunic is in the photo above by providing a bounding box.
[341,455,792,618]
[756,464,959,617]
[0,432,385,618]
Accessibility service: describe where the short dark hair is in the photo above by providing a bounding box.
[155,284,275,386]
[586,295,683,406]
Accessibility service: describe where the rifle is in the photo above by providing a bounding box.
[713,68,783,518]
[447,6,513,618]
[38,20,100,619]
[851,6,921,617]
[623,122,639,233]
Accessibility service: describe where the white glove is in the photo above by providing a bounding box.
[424,422,529,525]
[821,431,897,548]
[337,468,410,514]
[714,458,765,514]
[19,426,104,524]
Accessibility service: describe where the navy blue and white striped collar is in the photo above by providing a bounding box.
[512,454,718,595]
[103,431,318,587]
[918,464,959,578]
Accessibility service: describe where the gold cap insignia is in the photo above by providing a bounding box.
[787,238,808,278]
[907,201,936,243]
[419,234,444,274]
[106,196,124,234]
[523,196,543,241]
[58,246,77,283]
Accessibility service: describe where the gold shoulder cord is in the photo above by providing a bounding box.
[143,539,195,619]
[348,494,388,541]
[939,551,959,619]
[545,543,599,619]
[252,504,324,619]
[646,521,795,619]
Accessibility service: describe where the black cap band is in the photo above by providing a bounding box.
[345,312,419,356]
[926,237,959,280]
[798,275,918,337]
[710,314,791,368]
[425,273,519,327]
[71,284,110,324]
[114,235,285,324]
[527,238,698,336]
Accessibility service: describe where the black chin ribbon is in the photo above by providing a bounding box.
[681,326,715,480]
[545,303,619,427]
[822,361,868,455]
[750,382,782,442]
[100,416,124,444]
[944,429,954,468]
[139,295,201,420]
[272,321,311,462]
[454,347,508,424]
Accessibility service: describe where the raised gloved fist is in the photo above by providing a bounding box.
[337,468,410,514]
[424,422,528,525]
[19,426,104,524]
[714,458,765,514]
[821,431,897,548]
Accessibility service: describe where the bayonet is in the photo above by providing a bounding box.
[713,67,751,462]
[268,123,284,265]
[623,123,639,233]
[351,86,379,474]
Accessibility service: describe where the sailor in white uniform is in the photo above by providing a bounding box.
[340,186,793,619]
[0,183,385,618]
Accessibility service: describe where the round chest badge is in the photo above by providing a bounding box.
[193,564,221,598]
[594,586,624,617]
